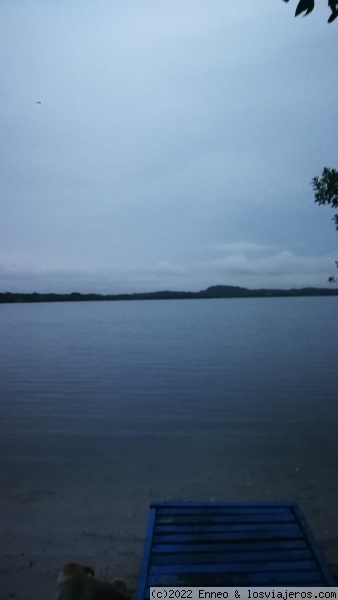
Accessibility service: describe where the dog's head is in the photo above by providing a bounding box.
[57,562,95,585]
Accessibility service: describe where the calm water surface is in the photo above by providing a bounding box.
[1,297,338,499]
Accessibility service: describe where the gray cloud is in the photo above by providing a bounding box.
[1,244,335,294]
[1,1,337,293]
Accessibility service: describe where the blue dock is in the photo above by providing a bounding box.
[136,502,335,599]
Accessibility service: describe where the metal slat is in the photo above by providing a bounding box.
[156,514,294,525]
[150,549,313,566]
[153,526,302,544]
[152,501,295,509]
[148,559,318,576]
[152,540,308,554]
[156,507,293,517]
[136,502,335,599]
[154,523,300,534]
[147,569,325,587]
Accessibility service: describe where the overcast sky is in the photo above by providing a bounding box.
[1,0,337,293]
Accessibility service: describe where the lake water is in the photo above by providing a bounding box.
[1,297,338,563]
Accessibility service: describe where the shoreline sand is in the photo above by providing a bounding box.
[2,450,338,599]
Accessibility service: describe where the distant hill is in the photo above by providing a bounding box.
[0,285,337,303]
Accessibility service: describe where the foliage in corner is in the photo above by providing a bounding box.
[312,168,338,229]
[283,0,338,22]
[312,167,338,282]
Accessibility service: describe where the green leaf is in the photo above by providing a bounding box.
[328,10,338,22]
[295,0,315,16]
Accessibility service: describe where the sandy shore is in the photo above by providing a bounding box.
[1,427,338,600]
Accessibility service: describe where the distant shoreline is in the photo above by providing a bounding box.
[1,284,337,303]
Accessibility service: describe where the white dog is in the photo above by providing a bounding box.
[55,562,131,600]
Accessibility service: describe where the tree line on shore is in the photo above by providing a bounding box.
[1,285,337,304]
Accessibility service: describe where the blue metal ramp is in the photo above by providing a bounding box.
[136,502,335,599]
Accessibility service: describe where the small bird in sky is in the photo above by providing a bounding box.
[36,101,42,104]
